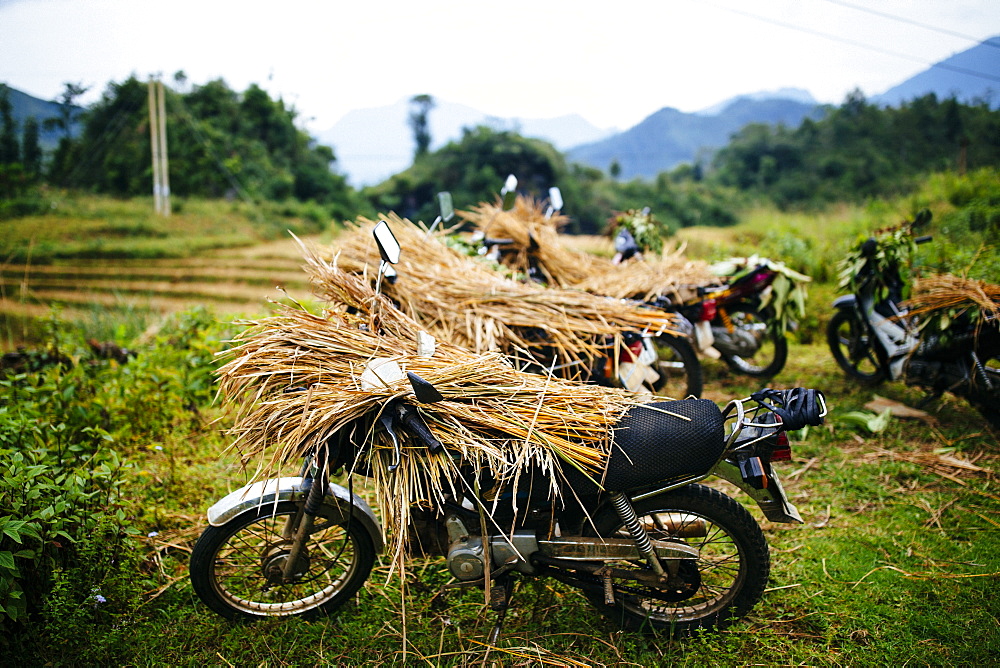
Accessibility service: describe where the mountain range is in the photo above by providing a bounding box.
[1,84,82,151]
[317,36,999,184]
[315,98,615,187]
[4,36,998,185]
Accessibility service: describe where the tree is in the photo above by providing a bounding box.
[43,82,88,139]
[609,159,621,180]
[408,94,435,159]
[22,117,42,178]
[0,85,19,165]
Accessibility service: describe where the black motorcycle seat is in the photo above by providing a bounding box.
[601,399,726,493]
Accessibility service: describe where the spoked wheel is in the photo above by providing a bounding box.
[716,307,788,378]
[649,334,703,398]
[190,500,376,620]
[584,484,769,637]
[827,309,886,384]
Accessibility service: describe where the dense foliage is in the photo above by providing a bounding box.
[44,77,361,220]
[364,126,740,234]
[713,91,1000,208]
[0,309,227,636]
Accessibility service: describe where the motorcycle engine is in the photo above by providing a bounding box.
[712,326,760,357]
[448,537,486,580]
[444,515,486,581]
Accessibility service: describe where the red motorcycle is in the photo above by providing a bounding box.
[617,229,800,378]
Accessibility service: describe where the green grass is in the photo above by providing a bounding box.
[3,180,999,665]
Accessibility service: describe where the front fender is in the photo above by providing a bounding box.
[832,294,856,310]
[206,476,384,553]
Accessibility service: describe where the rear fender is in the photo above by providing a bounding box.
[206,476,384,552]
[712,460,803,524]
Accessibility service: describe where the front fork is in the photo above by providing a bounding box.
[281,468,326,582]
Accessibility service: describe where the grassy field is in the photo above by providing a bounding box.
[2,192,998,666]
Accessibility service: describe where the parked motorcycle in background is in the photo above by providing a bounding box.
[827,210,1000,428]
[189,221,827,641]
[615,228,808,379]
[466,179,704,398]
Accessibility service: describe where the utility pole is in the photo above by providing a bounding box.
[148,78,171,216]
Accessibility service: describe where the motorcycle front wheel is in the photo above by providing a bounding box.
[190,500,376,620]
[716,307,788,378]
[649,334,703,398]
[827,309,886,384]
[583,484,769,637]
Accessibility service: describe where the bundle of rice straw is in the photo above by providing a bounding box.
[321,213,686,380]
[571,251,719,303]
[905,273,1000,323]
[459,196,717,300]
[216,262,639,565]
[458,195,601,286]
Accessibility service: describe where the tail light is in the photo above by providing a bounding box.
[699,298,717,322]
[618,339,644,362]
[771,430,792,461]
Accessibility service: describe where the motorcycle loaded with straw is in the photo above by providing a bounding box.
[827,209,1000,428]
[614,223,809,379]
[189,221,827,639]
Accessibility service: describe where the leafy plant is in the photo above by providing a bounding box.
[609,208,671,255]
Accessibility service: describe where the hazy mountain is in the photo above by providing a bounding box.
[567,95,824,181]
[0,83,83,151]
[695,88,817,115]
[873,36,1000,109]
[316,97,615,186]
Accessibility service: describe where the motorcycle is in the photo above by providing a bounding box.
[615,228,806,379]
[189,221,827,640]
[827,210,1000,428]
[470,180,704,398]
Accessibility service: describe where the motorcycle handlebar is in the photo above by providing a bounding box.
[398,403,444,455]
[750,388,827,431]
[483,237,515,248]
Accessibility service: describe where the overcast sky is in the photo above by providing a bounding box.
[2,0,998,131]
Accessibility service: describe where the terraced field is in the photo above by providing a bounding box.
[1,237,321,328]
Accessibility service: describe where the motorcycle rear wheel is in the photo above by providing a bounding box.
[190,500,376,620]
[649,334,703,398]
[827,309,886,384]
[717,307,788,378]
[583,484,769,637]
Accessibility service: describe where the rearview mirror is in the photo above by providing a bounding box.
[373,220,400,264]
[548,187,563,212]
[437,191,454,223]
[545,186,563,219]
[501,174,518,211]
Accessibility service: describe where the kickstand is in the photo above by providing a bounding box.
[915,390,942,410]
[487,574,516,645]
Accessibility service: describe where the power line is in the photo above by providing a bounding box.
[695,0,1000,85]
[818,0,1000,50]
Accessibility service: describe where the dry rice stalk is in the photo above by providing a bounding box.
[216,263,639,562]
[459,195,716,300]
[571,252,718,302]
[458,195,599,286]
[314,213,686,378]
[906,274,1000,321]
